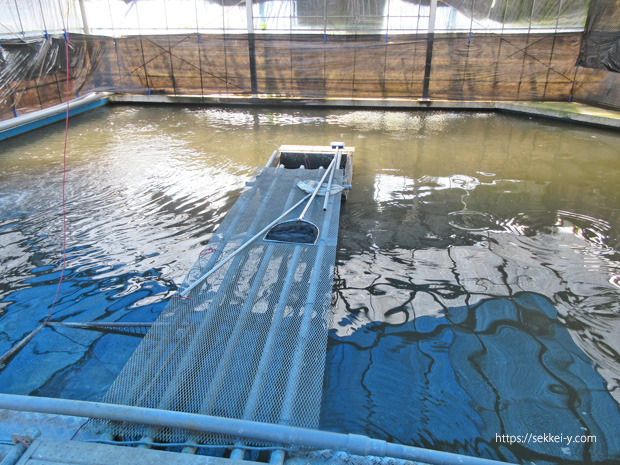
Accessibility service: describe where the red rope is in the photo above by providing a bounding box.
[70,419,88,441]
[199,247,219,257]
[47,11,71,323]
[0,4,72,366]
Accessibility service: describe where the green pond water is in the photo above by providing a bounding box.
[1,105,619,464]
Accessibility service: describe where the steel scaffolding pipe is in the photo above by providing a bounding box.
[0,394,511,465]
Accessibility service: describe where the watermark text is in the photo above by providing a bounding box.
[495,433,596,446]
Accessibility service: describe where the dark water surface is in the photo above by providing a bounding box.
[1,106,619,464]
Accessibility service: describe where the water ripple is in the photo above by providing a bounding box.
[2,106,620,464]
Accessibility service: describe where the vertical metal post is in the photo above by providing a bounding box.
[37,0,49,38]
[516,0,535,100]
[163,0,178,95]
[13,0,25,38]
[468,0,475,42]
[246,0,258,96]
[221,0,229,94]
[36,0,63,104]
[56,0,70,101]
[323,2,327,42]
[422,0,437,100]
[351,2,359,99]
[57,0,67,32]
[78,0,90,34]
[382,0,389,96]
[76,0,92,93]
[289,0,294,94]
[459,0,476,98]
[195,0,205,96]
[134,2,152,94]
[543,0,563,100]
[385,0,390,42]
[322,1,327,97]
[107,0,123,88]
[491,0,508,99]
[409,3,422,96]
[427,1,437,38]
[246,0,254,34]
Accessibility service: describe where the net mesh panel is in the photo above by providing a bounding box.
[94,166,342,445]
[573,0,620,110]
[577,0,620,71]
[1,31,584,122]
[0,1,593,122]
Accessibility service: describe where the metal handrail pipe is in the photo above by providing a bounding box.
[180,192,311,296]
[0,394,511,465]
[322,148,341,211]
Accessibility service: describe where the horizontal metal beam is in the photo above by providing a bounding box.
[0,394,510,465]
[48,322,153,329]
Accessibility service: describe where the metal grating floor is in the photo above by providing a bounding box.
[13,438,259,465]
[96,166,343,444]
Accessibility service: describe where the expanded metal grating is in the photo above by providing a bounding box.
[96,165,343,445]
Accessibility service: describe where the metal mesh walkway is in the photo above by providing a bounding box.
[98,165,343,444]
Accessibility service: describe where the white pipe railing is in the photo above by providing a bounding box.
[0,394,511,465]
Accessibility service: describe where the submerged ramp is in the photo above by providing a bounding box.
[100,152,347,443]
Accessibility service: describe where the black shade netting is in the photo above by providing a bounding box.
[577,0,620,72]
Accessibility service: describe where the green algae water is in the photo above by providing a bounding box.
[1,105,619,464]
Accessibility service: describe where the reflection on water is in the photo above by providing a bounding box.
[1,106,620,463]
[324,291,620,463]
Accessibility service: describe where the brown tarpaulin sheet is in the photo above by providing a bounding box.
[1,31,583,121]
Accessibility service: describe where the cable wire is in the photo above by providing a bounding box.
[46,0,71,322]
